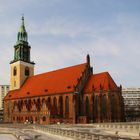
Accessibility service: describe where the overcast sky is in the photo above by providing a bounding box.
[0,0,140,88]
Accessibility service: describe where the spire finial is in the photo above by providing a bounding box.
[86,54,90,64]
[21,14,24,26]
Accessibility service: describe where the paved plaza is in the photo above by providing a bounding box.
[0,134,17,140]
[0,123,139,140]
[0,125,72,140]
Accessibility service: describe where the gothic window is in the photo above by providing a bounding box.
[18,100,21,112]
[78,96,83,116]
[59,96,63,117]
[25,67,29,76]
[95,95,99,119]
[36,98,41,111]
[102,95,107,119]
[65,96,69,118]
[13,67,17,76]
[92,96,94,121]
[46,97,51,111]
[111,95,116,122]
[85,96,89,116]
[24,48,28,61]
[53,97,57,116]
[27,99,31,111]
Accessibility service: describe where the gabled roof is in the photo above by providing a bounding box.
[84,72,118,93]
[5,63,87,100]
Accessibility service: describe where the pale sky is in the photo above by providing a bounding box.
[0,0,140,88]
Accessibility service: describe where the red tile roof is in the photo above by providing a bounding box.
[84,72,118,93]
[5,64,119,100]
[5,63,87,100]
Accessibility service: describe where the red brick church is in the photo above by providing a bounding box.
[4,17,124,124]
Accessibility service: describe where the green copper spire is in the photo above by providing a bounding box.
[17,16,28,44]
[10,16,35,65]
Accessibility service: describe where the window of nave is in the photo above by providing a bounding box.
[101,95,107,119]
[27,99,32,111]
[85,96,89,116]
[58,96,63,117]
[53,97,57,115]
[65,96,69,118]
[36,98,41,111]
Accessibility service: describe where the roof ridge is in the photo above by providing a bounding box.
[93,71,109,76]
[30,63,86,78]
[102,73,108,88]
[106,72,118,88]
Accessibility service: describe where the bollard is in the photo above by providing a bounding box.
[79,132,85,140]
[66,130,70,137]
[70,131,74,138]
[107,136,114,140]
[57,129,61,135]
[92,134,99,140]
[74,131,80,139]
[99,135,107,140]
[59,129,63,135]
[85,133,92,140]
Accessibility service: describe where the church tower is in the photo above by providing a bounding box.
[10,16,35,90]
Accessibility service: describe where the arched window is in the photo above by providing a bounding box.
[36,98,41,111]
[13,67,17,76]
[46,97,51,109]
[65,96,69,118]
[18,100,21,112]
[92,96,94,121]
[59,96,63,117]
[85,96,89,116]
[27,99,31,111]
[111,95,116,122]
[95,95,99,120]
[78,95,83,116]
[25,67,29,76]
[53,97,57,116]
[102,95,107,120]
